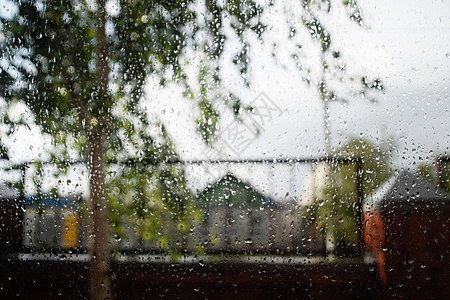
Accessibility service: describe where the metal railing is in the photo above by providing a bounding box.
[1,156,364,257]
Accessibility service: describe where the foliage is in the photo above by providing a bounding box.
[0,0,388,257]
[0,1,389,297]
[108,164,194,252]
[0,0,267,255]
[0,141,8,159]
[0,0,265,145]
[306,138,392,255]
[0,1,385,149]
[417,159,450,194]
[282,0,384,105]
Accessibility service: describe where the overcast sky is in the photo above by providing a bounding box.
[144,0,450,165]
[145,0,450,197]
[1,0,449,198]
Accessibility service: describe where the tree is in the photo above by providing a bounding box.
[275,0,384,153]
[307,137,392,256]
[0,0,264,298]
[0,0,383,299]
[0,141,8,160]
[417,158,450,194]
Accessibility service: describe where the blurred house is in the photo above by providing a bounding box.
[1,170,340,255]
[22,194,83,250]
[191,173,304,254]
[364,170,450,298]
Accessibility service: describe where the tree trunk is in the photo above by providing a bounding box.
[87,1,113,299]
[87,125,112,300]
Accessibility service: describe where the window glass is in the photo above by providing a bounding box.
[0,0,448,299]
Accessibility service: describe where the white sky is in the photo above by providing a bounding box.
[145,0,450,165]
[143,0,450,198]
[1,0,449,198]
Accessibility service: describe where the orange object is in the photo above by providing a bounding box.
[63,213,78,249]
[364,211,387,284]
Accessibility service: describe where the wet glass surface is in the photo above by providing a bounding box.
[0,0,449,299]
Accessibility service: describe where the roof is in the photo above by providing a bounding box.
[364,170,450,212]
[25,194,79,208]
[194,173,274,209]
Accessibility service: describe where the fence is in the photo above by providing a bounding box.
[0,157,364,257]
